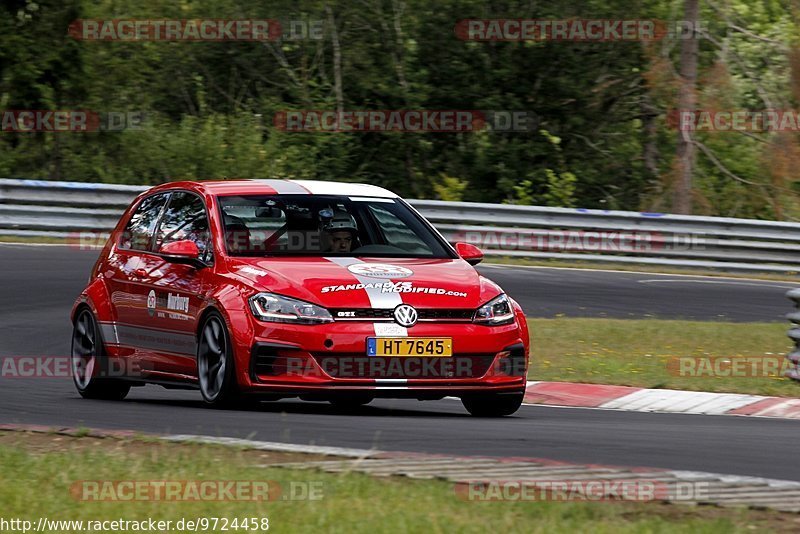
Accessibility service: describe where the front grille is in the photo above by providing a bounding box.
[310,353,495,379]
[330,308,474,322]
[418,309,474,320]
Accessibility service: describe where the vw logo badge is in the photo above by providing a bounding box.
[393,304,418,327]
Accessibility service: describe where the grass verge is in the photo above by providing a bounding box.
[486,256,800,282]
[0,235,78,246]
[528,318,797,397]
[1,431,798,533]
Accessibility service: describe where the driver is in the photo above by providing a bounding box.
[321,211,358,253]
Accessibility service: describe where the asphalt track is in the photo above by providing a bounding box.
[2,243,800,481]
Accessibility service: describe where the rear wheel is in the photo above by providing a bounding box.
[461,392,524,417]
[198,312,238,408]
[71,309,130,400]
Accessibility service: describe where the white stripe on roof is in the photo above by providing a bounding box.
[291,180,398,198]
[253,179,310,194]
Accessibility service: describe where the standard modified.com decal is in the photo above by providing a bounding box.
[335,263,467,297]
[321,281,467,297]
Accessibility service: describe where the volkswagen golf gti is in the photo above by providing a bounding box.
[70,179,529,416]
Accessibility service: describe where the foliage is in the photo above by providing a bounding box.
[432,173,469,201]
[0,0,798,218]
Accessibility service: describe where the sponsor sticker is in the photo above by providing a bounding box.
[373,323,408,337]
[147,291,190,318]
[238,266,269,278]
[147,290,157,317]
[347,264,413,278]
[167,293,190,313]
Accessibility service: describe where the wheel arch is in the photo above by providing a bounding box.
[71,277,114,325]
[195,303,243,367]
[72,301,93,321]
[196,304,224,340]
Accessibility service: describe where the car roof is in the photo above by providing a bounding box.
[150,179,399,198]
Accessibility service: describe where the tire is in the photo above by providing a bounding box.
[461,392,524,417]
[71,308,130,400]
[329,395,373,410]
[197,311,239,408]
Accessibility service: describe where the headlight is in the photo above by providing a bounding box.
[473,294,515,325]
[249,293,333,324]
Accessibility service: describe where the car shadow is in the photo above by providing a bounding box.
[120,396,473,418]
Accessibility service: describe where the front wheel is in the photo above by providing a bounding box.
[461,392,524,417]
[71,309,130,400]
[197,312,239,408]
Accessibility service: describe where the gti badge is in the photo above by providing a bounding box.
[393,304,418,327]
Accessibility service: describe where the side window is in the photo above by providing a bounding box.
[221,202,287,254]
[119,194,169,251]
[154,192,212,262]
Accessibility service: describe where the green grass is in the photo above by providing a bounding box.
[528,318,798,397]
[0,433,794,533]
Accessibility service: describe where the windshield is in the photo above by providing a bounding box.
[217,194,454,258]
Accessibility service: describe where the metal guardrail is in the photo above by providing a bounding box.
[787,289,800,381]
[1,178,800,273]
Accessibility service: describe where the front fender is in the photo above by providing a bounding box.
[510,296,530,356]
[202,282,257,387]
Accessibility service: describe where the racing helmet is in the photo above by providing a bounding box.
[320,209,358,235]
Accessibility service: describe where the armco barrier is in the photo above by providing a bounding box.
[787,289,800,382]
[1,178,800,273]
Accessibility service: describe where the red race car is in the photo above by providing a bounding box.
[71,180,529,416]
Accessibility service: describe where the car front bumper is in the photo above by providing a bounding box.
[234,320,528,397]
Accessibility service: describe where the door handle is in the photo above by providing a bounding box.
[134,269,148,278]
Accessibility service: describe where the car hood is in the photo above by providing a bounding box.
[224,256,503,309]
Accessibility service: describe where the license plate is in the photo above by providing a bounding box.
[367,337,452,357]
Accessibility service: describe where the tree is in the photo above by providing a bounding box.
[673,0,699,214]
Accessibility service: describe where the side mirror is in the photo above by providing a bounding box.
[159,240,206,268]
[455,242,484,266]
